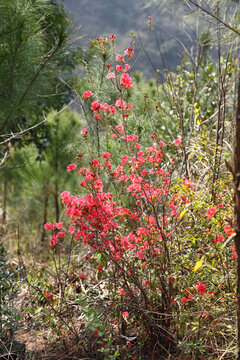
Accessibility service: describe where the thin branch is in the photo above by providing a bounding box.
[0,119,46,145]
[186,0,240,36]
[0,152,8,167]
[0,98,74,146]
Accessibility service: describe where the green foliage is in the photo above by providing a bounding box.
[0,0,47,132]
[3,109,82,245]
[0,0,78,137]
[0,234,21,339]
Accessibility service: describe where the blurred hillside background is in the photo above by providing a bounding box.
[59,0,195,77]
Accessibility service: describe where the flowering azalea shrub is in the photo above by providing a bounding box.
[43,35,236,358]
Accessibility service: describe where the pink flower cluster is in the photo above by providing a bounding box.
[106,71,132,89]
[181,282,210,303]
[82,90,93,98]
[205,206,217,220]
[56,138,185,262]
[44,222,66,247]
[90,100,116,121]
[104,47,133,89]
[49,232,66,247]
[116,64,130,72]
[67,163,77,172]
[120,73,132,88]
[212,235,225,243]
[44,222,63,231]
[115,98,132,111]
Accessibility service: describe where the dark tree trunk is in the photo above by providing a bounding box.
[233,80,240,360]
[2,178,7,225]
[54,179,59,222]
[41,194,48,242]
[54,120,59,222]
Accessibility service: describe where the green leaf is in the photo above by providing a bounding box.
[43,316,52,322]
[26,307,34,314]
[81,299,88,307]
